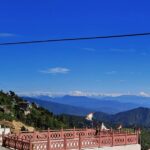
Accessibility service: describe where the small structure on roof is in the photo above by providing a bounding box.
[85,112,94,121]
[117,124,123,130]
[100,122,110,131]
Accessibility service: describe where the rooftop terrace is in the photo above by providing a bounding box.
[2,128,140,150]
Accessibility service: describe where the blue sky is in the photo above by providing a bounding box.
[0,0,150,96]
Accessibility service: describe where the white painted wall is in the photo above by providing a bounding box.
[0,128,10,135]
[0,128,11,145]
[84,144,141,150]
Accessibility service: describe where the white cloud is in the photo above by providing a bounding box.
[71,91,88,96]
[18,91,51,97]
[40,67,70,74]
[17,91,66,97]
[19,90,99,97]
[139,91,150,97]
[0,33,15,37]
[17,90,150,98]
[70,90,124,97]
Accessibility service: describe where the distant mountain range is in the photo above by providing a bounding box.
[24,97,94,116]
[23,95,150,114]
[99,95,150,106]
[23,95,150,127]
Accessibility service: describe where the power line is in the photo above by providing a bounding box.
[0,32,150,46]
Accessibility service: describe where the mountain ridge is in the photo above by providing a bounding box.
[24,96,150,127]
[24,95,141,114]
[23,97,95,116]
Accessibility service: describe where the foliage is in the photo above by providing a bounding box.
[0,90,67,130]
[141,129,150,150]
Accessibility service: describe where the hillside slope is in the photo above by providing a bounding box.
[112,107,150,127]
[95,107,150,127]
[0,91,67,130]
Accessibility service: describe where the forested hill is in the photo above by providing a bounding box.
[0,90,82,130]
[95,107,150,128]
